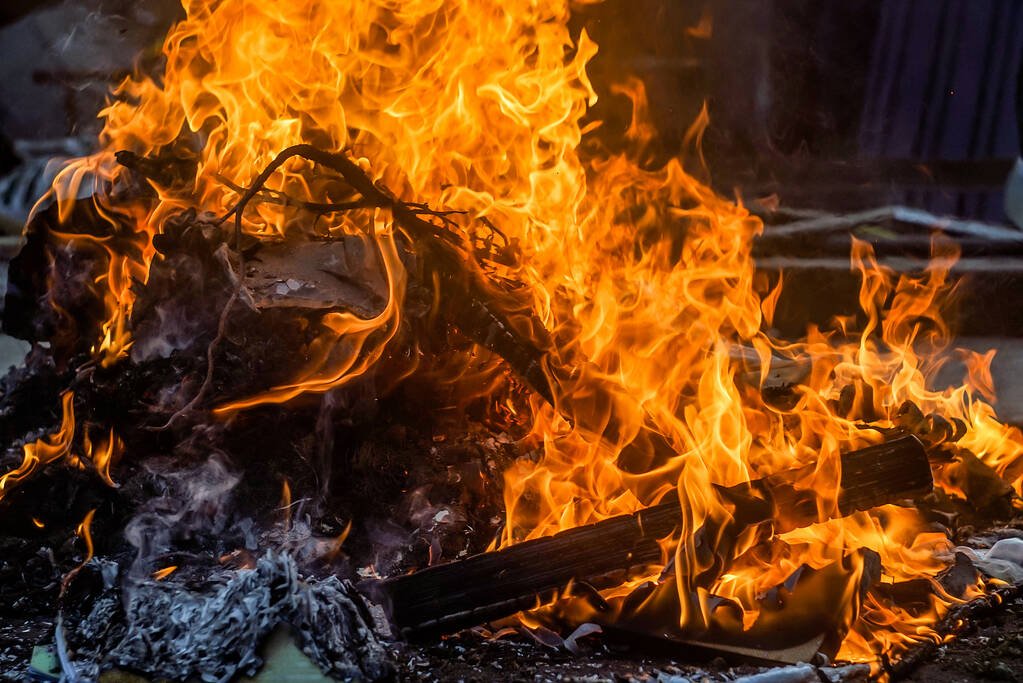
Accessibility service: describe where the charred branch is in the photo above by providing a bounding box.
[218,144,556,407]
[887,580,1023,680]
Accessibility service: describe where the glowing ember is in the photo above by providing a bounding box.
[10,0,1023,668]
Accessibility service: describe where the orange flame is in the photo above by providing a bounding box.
[280,478,293,530]
[0,392,124,500]
[83,425,124,488]
[63,508,98,591]
[0,391,76,501]
[152,565,179,581]
[76,508,96,563]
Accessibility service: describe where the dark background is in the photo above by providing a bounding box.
[0,0,1020,222]
[576,0,1022,222]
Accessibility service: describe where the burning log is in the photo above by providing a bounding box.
[376,435,932,639]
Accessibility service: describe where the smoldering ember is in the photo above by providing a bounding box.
[1,1,1023,681]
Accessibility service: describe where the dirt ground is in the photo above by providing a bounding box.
[394,633,760,683]
[901,594,1023,683]
[389,594,1023,683]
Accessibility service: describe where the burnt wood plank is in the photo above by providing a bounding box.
[377,435,932,639]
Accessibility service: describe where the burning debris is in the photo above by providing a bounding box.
[1,0,1023,681]
[377,436,934,645]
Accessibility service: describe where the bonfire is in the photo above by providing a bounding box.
[1,1,1022,681]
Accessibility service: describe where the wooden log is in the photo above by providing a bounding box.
[376,435,932,639]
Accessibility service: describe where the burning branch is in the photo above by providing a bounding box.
[377,435,933,649]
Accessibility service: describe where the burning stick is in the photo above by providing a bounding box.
[374,435,932,640]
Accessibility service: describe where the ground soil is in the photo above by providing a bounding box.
[901,594,1023,683]
[393,634,744,683]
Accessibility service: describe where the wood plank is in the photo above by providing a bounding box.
[377,436,932,639]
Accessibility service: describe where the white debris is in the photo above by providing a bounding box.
[987,537,1023,565]
[432,509,451,524]
[655,670,691,683]
[819,664,871,682]
[67,552,392,681]
[563,623,602,655]
[735,663,818,683]
[955,537,1023,583]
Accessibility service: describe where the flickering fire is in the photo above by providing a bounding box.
[63,508,98,590]
[0,390,76,497]
[0,390,124,500]
[12,0,1023,669]
[152,565,179,581]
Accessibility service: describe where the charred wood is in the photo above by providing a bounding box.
[887,580,1023,680]
[219,144,556,406]
[2,199,110,360]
